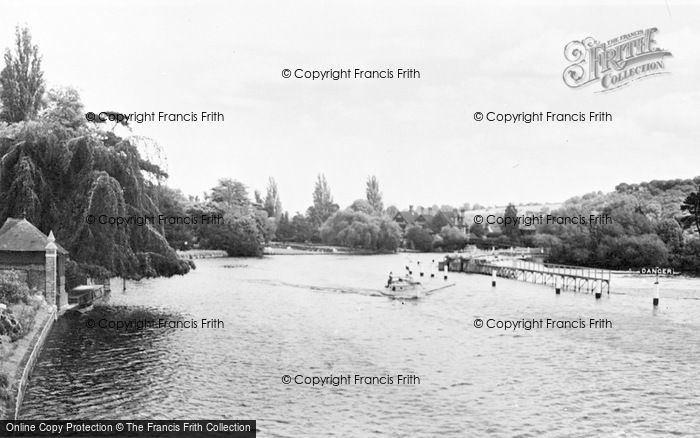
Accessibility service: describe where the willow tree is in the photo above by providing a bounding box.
[0,28,190,280]
[0,96,190,280]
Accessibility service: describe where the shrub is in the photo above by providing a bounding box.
[0,308,22,340]
[5,302,39,341]
[0,372,9,402]
[0,270,30,304]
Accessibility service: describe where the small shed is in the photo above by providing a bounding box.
[0,218,68,309]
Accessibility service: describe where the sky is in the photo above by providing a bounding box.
[1,0,698,213]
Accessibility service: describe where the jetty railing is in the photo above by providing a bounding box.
[442,255,611,295]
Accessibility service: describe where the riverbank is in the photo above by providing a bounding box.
[176,249,227,259]
[264,242,389,255]
[0,302,52,419]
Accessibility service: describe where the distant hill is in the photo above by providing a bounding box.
[465,176,700,223]
[561,176,700,222]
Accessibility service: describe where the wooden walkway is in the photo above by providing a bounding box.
[442,256,611,295]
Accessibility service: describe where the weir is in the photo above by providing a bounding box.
[441,255,611,295]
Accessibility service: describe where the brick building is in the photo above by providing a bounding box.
[0,218,68,310]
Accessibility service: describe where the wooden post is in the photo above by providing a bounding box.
[653,272,659,306]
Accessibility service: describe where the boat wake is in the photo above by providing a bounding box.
[247,278,384,297]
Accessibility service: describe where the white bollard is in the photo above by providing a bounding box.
[491,269,496,287]
[443,264,448,280]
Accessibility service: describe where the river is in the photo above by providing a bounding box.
[19,255,700,436]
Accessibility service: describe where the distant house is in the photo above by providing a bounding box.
[414,207,435,229]
[393,205,417,233]
[395,206,467,234]
[416,207,467,233]
[0,218,68,310]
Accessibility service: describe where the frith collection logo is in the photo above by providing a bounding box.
[563,28,672,92]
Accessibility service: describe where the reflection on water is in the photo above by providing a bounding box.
[20,255,700,436]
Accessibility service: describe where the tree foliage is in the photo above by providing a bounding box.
[680,186,700,235]
[405,225,433,252]
[439,225,467,251]
[532,178,700,273]
[264,177,282,220]
[320,209,400,251]
[365,175,383,214]
[0,27,45,123]
[502,203,520,243]
[307,174,338,228]
[0,28,190,279]
[193,179,268,256]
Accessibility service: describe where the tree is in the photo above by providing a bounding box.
[680,186,700,235]
[365,175,383,214]
[155,185,194,250]
[209,179,250,214]
[429,212,451,234]
[0,119,190,279]
[0,27,45,123]
[405,225,433,252]
[290,213,315,242]
[385,205,399,219]
[0,29,190,280]
[655,218,683,252]
[469,222,485,239]
[199,213,264,257]
[263,177,282,220]
[196,179,268,256]
[348,199,375,215]
[42,87,85,131]
[596,235,669,270]
[275,211,293,241]
[320,209,399,251]
[440,225,467,251]
[308,174,338,227]
[503,203,521,243]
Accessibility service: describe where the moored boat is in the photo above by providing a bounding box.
[67,285,106,313]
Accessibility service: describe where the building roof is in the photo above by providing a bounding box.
[0,218,68,254]
[394,210,416,225]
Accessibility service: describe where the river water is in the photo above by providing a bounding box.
[19,255,700,436]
